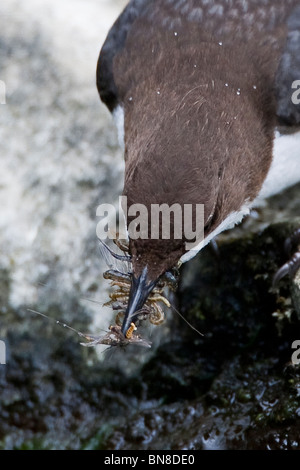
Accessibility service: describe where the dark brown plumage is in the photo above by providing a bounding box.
[97,0,300,334]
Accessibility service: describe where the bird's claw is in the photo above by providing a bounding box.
[273,228,300,286]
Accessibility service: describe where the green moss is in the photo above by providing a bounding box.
[82,424,116,450]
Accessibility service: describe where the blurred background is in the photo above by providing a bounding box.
[0,0,141,449]
[0,0,299,451]
[0,0,127,332]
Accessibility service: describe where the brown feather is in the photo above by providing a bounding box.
[107,0,299,279]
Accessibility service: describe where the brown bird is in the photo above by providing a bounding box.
[97,0,300,337]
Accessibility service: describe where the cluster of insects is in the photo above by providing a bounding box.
[79,324,153,349]
[30,227,299,350]
[89,237,178,348]
[29,236,180,350]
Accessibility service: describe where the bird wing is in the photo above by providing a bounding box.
[96,0,149,112]
[98,0,300,126]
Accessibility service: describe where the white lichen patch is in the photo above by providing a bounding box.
[0,0,127,338]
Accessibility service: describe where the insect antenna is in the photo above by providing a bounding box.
[98,240,132,275]
[27,308,87,338]
[169,303,204,337]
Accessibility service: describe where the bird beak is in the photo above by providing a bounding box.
[121,266,156,336]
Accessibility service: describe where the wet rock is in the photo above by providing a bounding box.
[180,216,300,336]
[97,217,300,450]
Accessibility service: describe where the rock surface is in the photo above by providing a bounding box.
[0,0,300,451]
[1,216,300,450]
